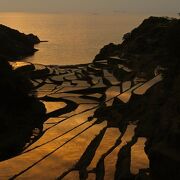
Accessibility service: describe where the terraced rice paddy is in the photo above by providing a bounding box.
[0,59,162,179]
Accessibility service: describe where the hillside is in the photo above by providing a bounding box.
[0,24,40,60]
[94,16,180,179]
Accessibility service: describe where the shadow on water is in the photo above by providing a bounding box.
[40,96,79,119]
[1,55,164,180]
[10,122,98,180]
[57,126,107,180]
[0,89,81,161]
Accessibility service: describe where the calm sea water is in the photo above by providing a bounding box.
[0,12,150,65]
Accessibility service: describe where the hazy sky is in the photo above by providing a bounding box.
[0,0,179,14]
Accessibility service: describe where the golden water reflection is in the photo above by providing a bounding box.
[0,12,148,65]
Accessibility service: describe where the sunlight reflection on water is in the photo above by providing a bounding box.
[0,12,148,65]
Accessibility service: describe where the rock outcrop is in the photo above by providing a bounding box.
[0,24,40,61]
[94,16,180,78]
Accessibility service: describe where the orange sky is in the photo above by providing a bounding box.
[0,0,179,14]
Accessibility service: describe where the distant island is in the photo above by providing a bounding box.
[0,16,179,180]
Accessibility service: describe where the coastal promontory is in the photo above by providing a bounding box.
[0,24,40,61]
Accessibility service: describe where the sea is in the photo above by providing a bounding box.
[0,12,175,65]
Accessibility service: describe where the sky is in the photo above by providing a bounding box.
[0,0,179,14]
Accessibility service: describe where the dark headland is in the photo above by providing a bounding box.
[0,24,40,61]
[0,16,179,180]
